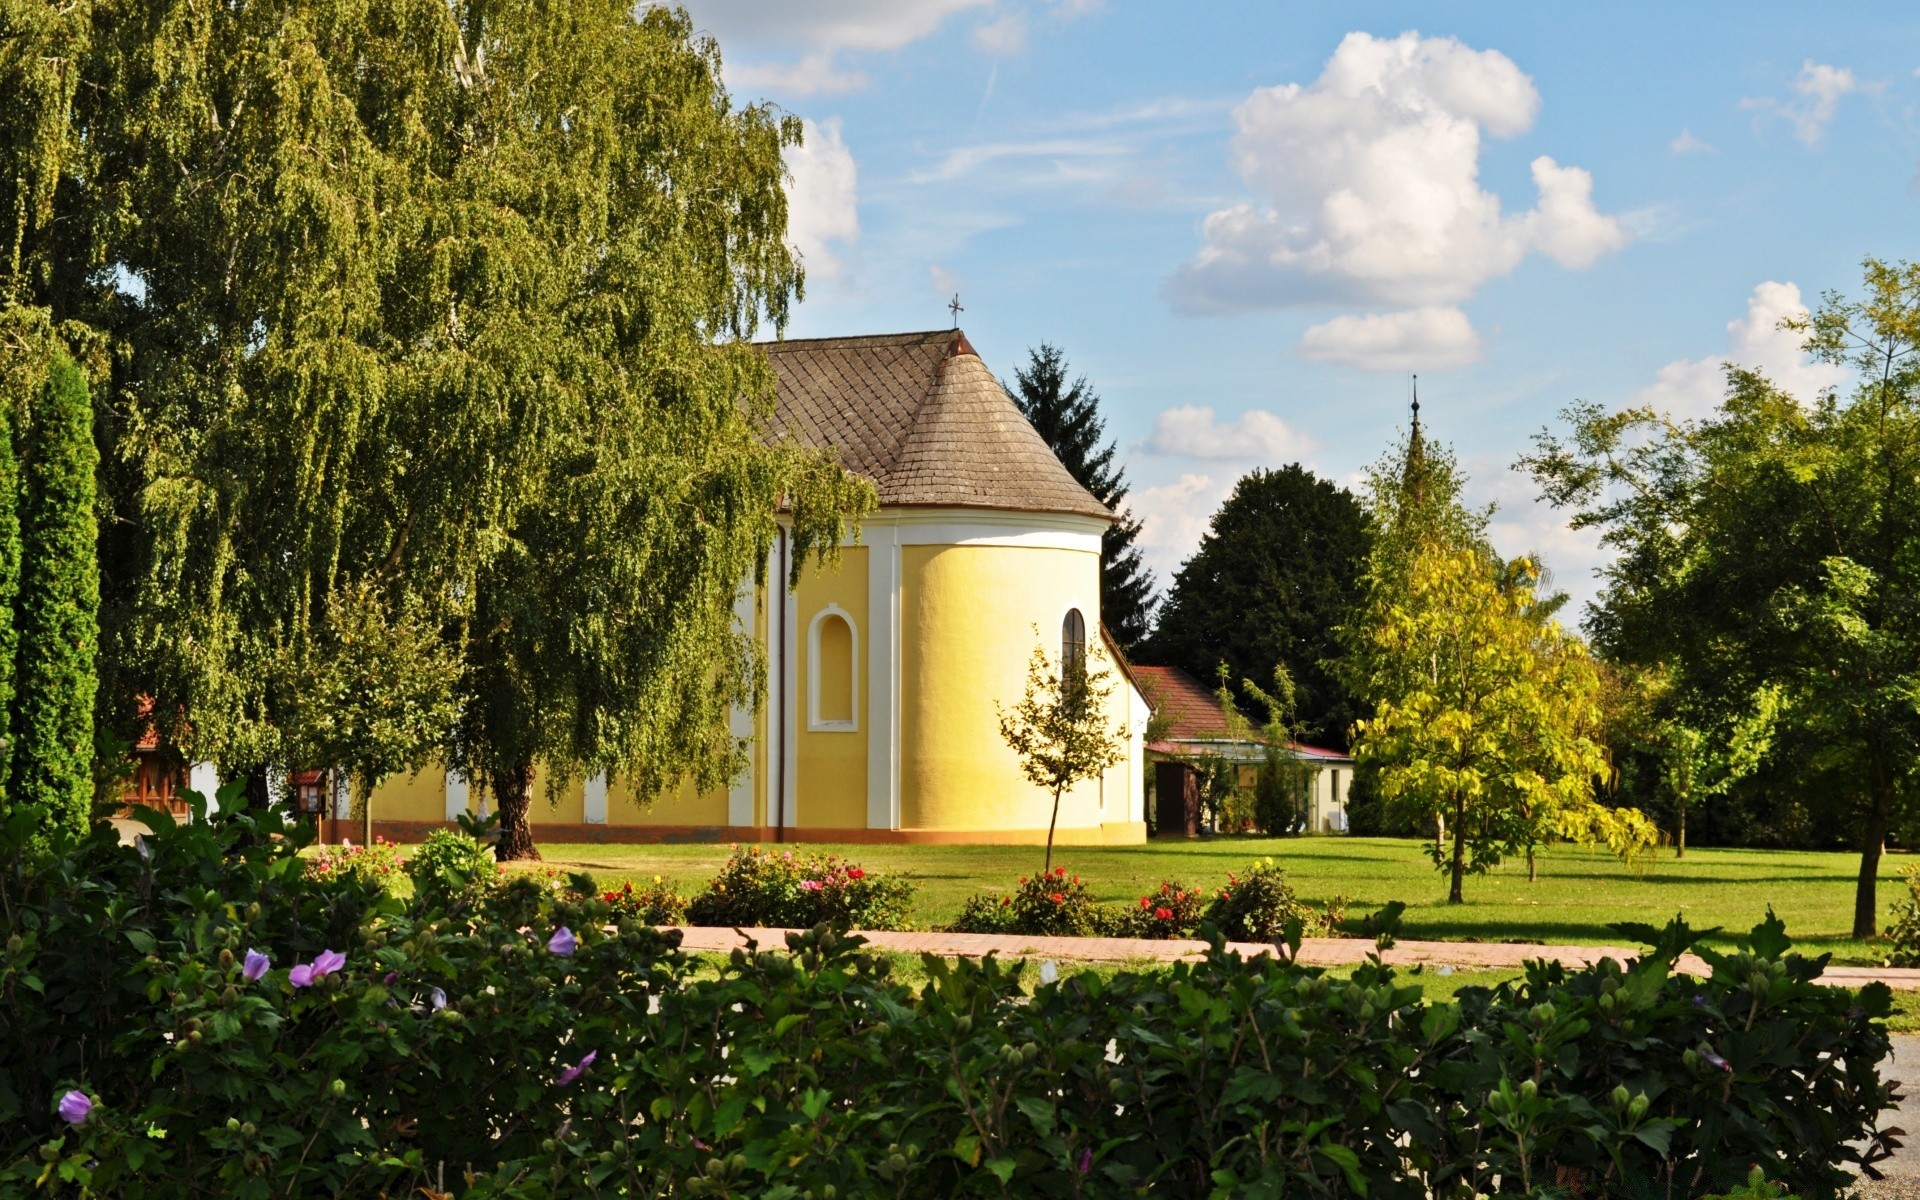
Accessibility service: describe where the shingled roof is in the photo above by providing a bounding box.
[759,329,1111,521]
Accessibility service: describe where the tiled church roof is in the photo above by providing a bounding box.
[759,329,1112,521]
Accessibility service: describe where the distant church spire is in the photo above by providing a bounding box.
[1403,373,1429,506]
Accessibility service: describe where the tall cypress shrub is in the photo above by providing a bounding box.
[9,353,97,844]
[0,401,18,787]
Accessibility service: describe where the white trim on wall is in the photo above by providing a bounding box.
[583,774,608,824]
[189,762,220,815]
[727,574,758,827]
[444,770,469,822]
[806,604,860,732]
[867,529,902,830]
[840,508,1106,554]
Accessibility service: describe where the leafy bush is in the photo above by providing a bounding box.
[304,834,405,890]
[1884,866,1920,966]
[0,803,1900,1198]
[1204,857,1339,940]
[1117,879,1207,939]
[949,865,1117,937]
[604,877,688,925]
[684,844,914,930]
[405,828,496,912]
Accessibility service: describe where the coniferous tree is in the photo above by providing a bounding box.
[9,353,96,845]
[1145,466,1371,748]
[1007,345,1158,649]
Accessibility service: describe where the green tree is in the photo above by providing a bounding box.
[1525,259,1920,938]
[0,2,869,846]
[8,352,96,844]
[1145,466,1371,748]
[998,637,1127,873]
[1007,344,1158,649]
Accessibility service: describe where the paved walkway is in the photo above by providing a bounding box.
[668,925,1920,988]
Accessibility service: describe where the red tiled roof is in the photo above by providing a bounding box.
[1133,664,1351,762]
[1132,665,1234,741]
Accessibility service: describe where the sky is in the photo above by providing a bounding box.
[678,1,1920,616]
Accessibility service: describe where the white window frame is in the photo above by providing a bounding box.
[806,604,859,732]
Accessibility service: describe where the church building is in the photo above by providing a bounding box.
[362,329,1152,845]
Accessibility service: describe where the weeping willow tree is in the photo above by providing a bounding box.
[0,0,871,840]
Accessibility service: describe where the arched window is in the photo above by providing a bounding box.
[807,606,858,731]
[1061,607,1087,684]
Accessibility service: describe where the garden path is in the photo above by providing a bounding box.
[668,926,1920,987]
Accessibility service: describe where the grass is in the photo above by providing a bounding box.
[520,834,1920,965]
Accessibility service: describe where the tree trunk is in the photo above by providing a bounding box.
[1448,797,1467,904]
[1044,783,1064,874]
[1853,782,1892,940]
[1434,811,1445,859]
[1675,796,1686,860]
[1527,844,1537,883]
[494,763,542,862]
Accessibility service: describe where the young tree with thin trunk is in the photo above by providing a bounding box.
[999,639,1126,874]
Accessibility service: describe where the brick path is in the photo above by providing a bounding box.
[668,925,1920,987]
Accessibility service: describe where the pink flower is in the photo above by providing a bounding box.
[799,879,823,892]
[548,926,577,957]
[58,1091,92,1125]
[290,949,345,987]
[555,1050,597,1087]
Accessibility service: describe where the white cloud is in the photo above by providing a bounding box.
[1141,405,1322,461]
[1298,306,1482,370]
[1167,31,1629,313]
[1632,281,1850,419]
[731,52,867,97]
[971,10,1028,54]
[928,263,962,301]
[1133,473,1230,581]
[1669,129,1713,155]
[785,118,859,278]
[684,0,991,97]
[1743,61,1867,147]
[1466,454,1609,614]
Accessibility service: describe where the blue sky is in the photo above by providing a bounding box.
[682,1,1920,613]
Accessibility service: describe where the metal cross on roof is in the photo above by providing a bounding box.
[948,293,964,328]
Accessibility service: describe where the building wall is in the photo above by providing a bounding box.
[365,506,1147,845]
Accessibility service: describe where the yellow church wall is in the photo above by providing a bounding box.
[604,772,730,825]
[900,542,1107,834]
[794,547,868,830]
[372,767,445,823]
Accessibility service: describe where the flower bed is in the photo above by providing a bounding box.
[0,808,1900,1197]
[684,844,914,930]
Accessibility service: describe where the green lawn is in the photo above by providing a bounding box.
[525,835,1918,964]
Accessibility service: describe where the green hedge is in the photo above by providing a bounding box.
[0,800,1901,1198]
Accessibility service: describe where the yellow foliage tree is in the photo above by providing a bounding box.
[1351,543,1641,902]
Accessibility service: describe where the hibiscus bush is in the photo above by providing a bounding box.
[406,828,498,912]
[684,844,914,930]
[0,800,1901,1198]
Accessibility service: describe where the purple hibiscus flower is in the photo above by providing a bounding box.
[242,950,270,982]
[555,1050,597,1087]
[58,1091,92,1125]
[548,927,577,957]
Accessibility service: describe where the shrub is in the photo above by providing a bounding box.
[949,866,1117,937]
[305,835,406,890]
[406,829,496,911]
[0,797,1897,1200]
[1204,856,1339,940]
[604,877,688,925]
[1884,866,1920,966]
[1118,879,1207,939]
[685,845,914,930]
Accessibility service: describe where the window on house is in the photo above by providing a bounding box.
[1061,608,1087,684]
[809,609,857,730]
